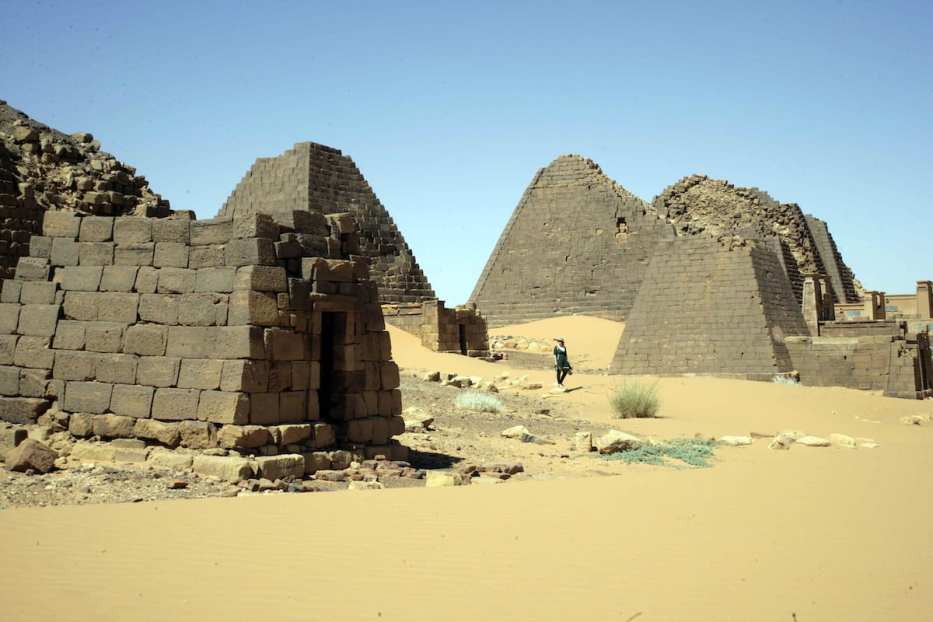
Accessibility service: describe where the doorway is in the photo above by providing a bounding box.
[458,324,467,355]
[319,312,344,420]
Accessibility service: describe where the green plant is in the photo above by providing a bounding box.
[609,381,660,419]
[602,437,717,468]
[454,391,504,413]
[772,374,800,386]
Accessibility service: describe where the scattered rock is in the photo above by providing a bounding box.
[796,435,831,447]
[500,425,537,443]
[5,439,57,473]
[595,430,643,454]
[718,435,753,447]
[829,433,857,449]
[425,471,470,487]
[768,433,795,450]
[402,407,435,432]
[858,439,880,449]
[572,431,593,452]
[348,480,385,491]
[900,415,931,426]
[167,480,188,490]
[421,371,441,382]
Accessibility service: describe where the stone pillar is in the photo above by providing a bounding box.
[917,280,933,319]
[817,276,835,320]
[864,291,886,320]
[802,275,823,336]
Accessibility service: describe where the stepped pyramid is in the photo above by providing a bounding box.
[469,155,674,327]
[220,142,435,304]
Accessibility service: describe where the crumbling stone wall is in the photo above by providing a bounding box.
[786,322,931,399]
[470,155,675,327]
[0,101,170,281]
[610,237,810,378]
[219,142,435,304]
[804,216,860,304]
[0,208,407,471]
[382,300,489,356]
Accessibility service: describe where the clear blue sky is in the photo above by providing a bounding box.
[2,0,930,303]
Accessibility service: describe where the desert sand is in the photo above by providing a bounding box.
[490,315,626,369]
[2,317,933,621]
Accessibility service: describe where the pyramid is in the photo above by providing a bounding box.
[220,142,435,304]
[469,155,674,327]
[610,236,810,377]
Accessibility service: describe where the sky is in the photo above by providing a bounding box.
[1,0,930,303]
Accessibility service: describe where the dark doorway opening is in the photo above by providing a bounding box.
[458,324,467,355]
[319,312,344,420]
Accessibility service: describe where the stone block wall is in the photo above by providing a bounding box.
[610,237,810,378]
[470,155,675,327]
[383,299,489,356]
[0,209,407,465]
[219,142,435,304]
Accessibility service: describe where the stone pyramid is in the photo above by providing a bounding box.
[469,155,674,327]
[220,142,435,304]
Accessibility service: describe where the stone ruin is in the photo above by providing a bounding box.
[472,154,931,398]
[0,101,170,280]
[221,140,489,355]
[0,202,407,479]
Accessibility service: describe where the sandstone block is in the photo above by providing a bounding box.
[0,335,17,364]
[99,266,138,292]
[28,237,52,260]
[84,322,125,353]
[177,293,228,326]
[191,220,233,245]
[110,383,153,418]
[53,350,97,381]
[68,413,94,437]
[52,320,84,350]
[147,448,192,468]
[303,451,331,475]
[70,441,117,463]
[291,361,309,390]
[1,280,21,304]
[220,360,268,392]
[217,424,271,449]
[139,294,179,324]
[197,390,249,424]
[234,265,288,292]
[152,219,190,244]
[50,237,79,267]
[60,266,103,292]
[20,281,57,305]
[279,391,307,423]
[248,392,279,425]
[113,440,150,463]
[43,211,80,238]
[14,336,54,369]
[15,257,51,281]
[228,290,279,326]
[96,292,138,323]
[114,217,152,245]
[6,438,57,473]
[189,245,225,269]
[18,304,60,337]
[115,243,154,266]
[166,325,265,359]
[277,424,311,446]
[178,420,215,449]
[225,238,276,267]
[79,216,114,242]
[264,328,307,361]
[254,454,303,480]
[78,242,114,266]
[178,359,223,390]
[0,396,50,424]
[194,267,236,293]
[154,243,190,268]
[64,381,113,414]
[595,430,644,454]
[192,454,253,482]
[93,353,137,384]
[91,413,136,438]
[0,366,19,395]
[134,266,159,293]
[157,268,196,294]
[134,418,180,446]
[124,324,167,356]
[311,422,336,449]
[233,213,278,239]
[380,362,400,390]
[0,303,19,334]
[152,388,200,421]
[136,356,181,387]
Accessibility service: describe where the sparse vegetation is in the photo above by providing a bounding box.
[772,374,800,386]
[603,438,717,468]
[609,381,660,419]
[454,391,505,413]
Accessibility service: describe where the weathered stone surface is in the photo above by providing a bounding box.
[136,356,181,387]
[133,419,180,446]
[197,391,249,424]
[114,217,152,245]
[79,216,114,242]
[718,435,753,447]
[63,381,112,414]
[234,266,288,292]
[152,219,190,244]
[99,266,138,292]
[139,294,179,325]
[68,413,94,437]
[70,441,117,463]
[154,243,190,268]
[151,388,200,421]
[178,420,214,449]
[14,336,54,369]
[95,354,138,384]
[595,430,643,454]
[277,423,311,445]
[177,359,223,390]
[20,281,56,305]
[796,435,831,447]
[425,471,470,487]
[110,383,154,418]
[147,448,192,468]
[194,267,236,293]
[228,290,279,326]
[115,243,154,266]
[78,242,114,266]
[6,438,57,473]
[220,360,268,392]
[254,454,304,480]
[124,324,167,356]
[829,433,857,449]
[43,212,81,238]
[50,237,79,267]
[217,425,271,449]
[91,413,136,438]
[157,268,196,294]
[176,293,227,326]
[192,454,254,482]
[18,304,60,337]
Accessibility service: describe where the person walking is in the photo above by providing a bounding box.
[553,337,573,390]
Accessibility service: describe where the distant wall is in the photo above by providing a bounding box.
[383,300,489,356]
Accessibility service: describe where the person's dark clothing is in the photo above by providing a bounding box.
[554,345,572,385]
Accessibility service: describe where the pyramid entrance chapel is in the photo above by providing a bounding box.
[470,155,931,396]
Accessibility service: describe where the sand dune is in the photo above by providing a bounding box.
[2,318,932,620]
[490,315,626,369]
